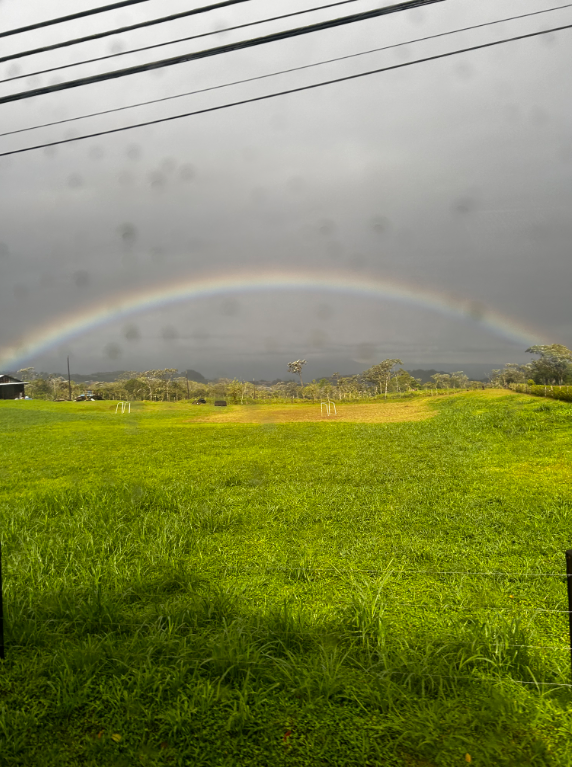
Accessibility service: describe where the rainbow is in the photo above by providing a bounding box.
[0,269,547,368]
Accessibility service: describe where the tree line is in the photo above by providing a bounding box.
[13,344,571,402]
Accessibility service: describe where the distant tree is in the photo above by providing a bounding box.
[489,363,531,388]
[226,379,243,404]
[364,359,403,398]
[48,375,67,400]
[449,372,469,389]
[161,369,178,400]
[338,374,360,399]
[430,373,451,389]
[302,381,321,402]
[141,368,178,400]
[389,368,420,393]
[526,344,572,385]
[211,378,231,399]
[287,359,307,387]
[280,381,300,399]
[25,374,51,399]
[16,366,36,381]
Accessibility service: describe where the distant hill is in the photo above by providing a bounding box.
[67,371,129,383]
[55,370,208,383]
[181,369,208,383]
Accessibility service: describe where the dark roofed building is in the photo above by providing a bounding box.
[0,374,27,399]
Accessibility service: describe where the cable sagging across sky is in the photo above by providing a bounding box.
[0,0,447,105]
[0,0,387,82]
[0,0,364,67]
[0,0,155,39]
[1,21,571,158]
[1,1,570,139]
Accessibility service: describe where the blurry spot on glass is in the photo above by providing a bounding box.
[161,158,176,174]
[124,324,141,342]
[161,325,178,341]
[105,342,122,360]
[286,176,305,194]
[371,216,389,234]
[241,147,256,162]
[13,284,28,299]
[326,240,342,259]
[89,145,104,160]
[180,163,195,182]
[118,170,135,185]
[126,144,141,161]
[264,337,277,353]
[192,328,210,342]
[68,173,83,189]
[455,62,473,80]
[316,303,333,320]
[251,186,266,204]
[408,8,424,25]
[354,343,376,364]
[319,219,335,236]
[531,107,549,127]
[451,196,477,216]
[541,32,556,46]
[110,39,125,54]
[149,170,166,189]
[527,223,549,244]
[309,330,328,349]
[72,270,89,288]
[467,302,486,322]
[270,113,286,131]
[118,223,137,246]
[220,298,239,316]
[350,254,366,270]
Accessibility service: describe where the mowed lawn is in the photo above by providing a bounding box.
[1,392,572,766]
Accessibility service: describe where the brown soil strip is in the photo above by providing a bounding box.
[188,400,436,424]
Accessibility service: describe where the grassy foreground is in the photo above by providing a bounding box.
[1,392,572,766]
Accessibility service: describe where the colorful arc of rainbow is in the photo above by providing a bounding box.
[0,270,546,368]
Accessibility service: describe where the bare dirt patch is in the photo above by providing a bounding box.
[188,399,436,424]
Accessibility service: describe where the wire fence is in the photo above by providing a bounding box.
[2,545,572,688]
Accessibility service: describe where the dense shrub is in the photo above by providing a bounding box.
[528,385,572,403]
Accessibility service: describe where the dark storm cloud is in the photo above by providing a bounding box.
[0,0,571,377]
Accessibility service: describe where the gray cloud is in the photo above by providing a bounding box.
[0,0,570,378]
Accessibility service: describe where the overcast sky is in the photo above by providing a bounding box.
[0,0,570,380]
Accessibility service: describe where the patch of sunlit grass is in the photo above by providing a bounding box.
[1,391,572,765]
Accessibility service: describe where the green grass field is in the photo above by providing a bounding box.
[1,392,572,766]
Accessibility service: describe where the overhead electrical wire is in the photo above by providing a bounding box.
[1,21,570,159]
[0,0,155,39]
[0,0,270,65]
[0,0,381,80]
[1,2,569,140]
[0,0,447,105]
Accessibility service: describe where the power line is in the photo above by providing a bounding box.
[0,0,155,39]
[0,0,372,79]
[1,21,570,159]
[2,2,569,140]
[0,0,447,106]
[0,0,271,66]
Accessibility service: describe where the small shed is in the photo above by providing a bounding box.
[0,374,27,399]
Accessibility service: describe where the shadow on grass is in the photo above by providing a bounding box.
[2,577,570,766]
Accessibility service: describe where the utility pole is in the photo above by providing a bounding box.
[67,356,72,400]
